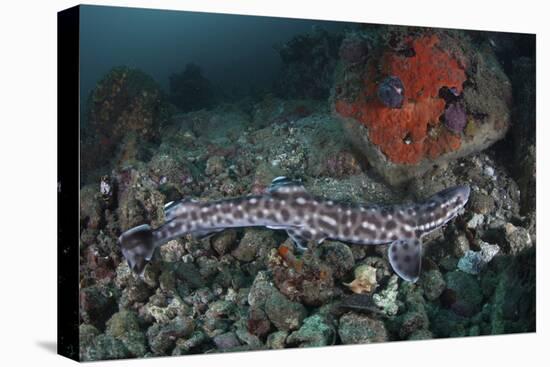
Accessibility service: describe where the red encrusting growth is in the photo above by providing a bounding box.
[335,35,467,164]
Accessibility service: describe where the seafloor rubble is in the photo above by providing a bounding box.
[78,29,535,361]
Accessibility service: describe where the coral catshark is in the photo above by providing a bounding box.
[119,177,470,282]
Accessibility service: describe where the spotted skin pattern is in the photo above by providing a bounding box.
[119,178,470,282]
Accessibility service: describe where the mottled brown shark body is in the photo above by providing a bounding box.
[119,177,470,282]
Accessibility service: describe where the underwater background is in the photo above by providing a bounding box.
[78,5,535,361]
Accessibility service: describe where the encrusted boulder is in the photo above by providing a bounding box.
[81,66,172,180]
[332,29,511,185]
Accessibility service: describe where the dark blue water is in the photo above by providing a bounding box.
[80,5,348,111]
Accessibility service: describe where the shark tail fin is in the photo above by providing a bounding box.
[388,238,422,282]
[118,224,156,276]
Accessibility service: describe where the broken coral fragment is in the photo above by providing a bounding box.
[344,264,378,294]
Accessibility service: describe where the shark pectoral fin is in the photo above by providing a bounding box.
[388,238,422,282]
[286,229,309,253]
[191,228,224,240]
[266,225,288,230]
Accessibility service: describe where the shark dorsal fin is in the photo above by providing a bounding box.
[268,176,307,194]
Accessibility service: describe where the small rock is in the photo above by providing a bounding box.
[457,241,500,275]
[247,307,272,338]
[266,331,288,349]
[421,269,446,301]
[205,300,238,321]
[105,310,140,338]
[440,256,459,271]
[398,310,429,339]
[174,262,206,290]
[350,245,368,261]
[213,332,241,350]
[270,248,335,306]
[172,330,208,355]
[211,230,238,256]
[247,271,276,309]
[469,192,496,215]
[442,270,483,317]
[467,213,485,229]
[196,256,219,280]
[319,241,355,279]
[159,240,186,262]
[503,223,532,255]
[287,315,334,347]
[80,324,100,348]
[105,310,147,357]
[338,312,388,344]
[119,280,153,309]
[235,323,263,348]
[82,334,131,360]
[451,234,470,258]
[265,290,307,331]
[408,329,433,340]
[205,156,225,176]
[80,185,104,230]
[80,285,118,329]
[144,295,190,323]
[147,316,195,355]
[484,166,495,178]
[232,229,276,262]
[373,275,400,316]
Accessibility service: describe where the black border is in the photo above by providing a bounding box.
[57,5,80,361]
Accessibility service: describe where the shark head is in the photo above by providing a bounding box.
[118,224,156,276]
[416,185,471,233]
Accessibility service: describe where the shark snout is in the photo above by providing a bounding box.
[454,185,471,205]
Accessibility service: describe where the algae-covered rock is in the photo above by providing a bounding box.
[457,241,500,275]
[421,269,446,301]
[488,248,535,334]
[213,332,241,350]
[80,184,104,230]
[246,306,272,338]
[286,314,334,347]
[390,282,431,339]
[235,319,264,348]
[247,271,276,309]
[442,270,483,317]
[147,316,195,355]
[105,310,147,358]
[319,241,355,280]
[116,168,166,230]
[266,330,288,349]
[502,223,532,255]
[79,324,100,360]
[429,308,469,338]
[270,246,335,306]
[172,330,209,355]
[338,312,388,344]
[211,230,238,256]
[79,284,118,330]
[232,229,276,262]
[265,290,307,331]
[373,274,400,316]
